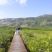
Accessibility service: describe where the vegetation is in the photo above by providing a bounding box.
[0,15,52,27]
[0,14,52,52]
[0,26,15,52]
[21,28,52,52]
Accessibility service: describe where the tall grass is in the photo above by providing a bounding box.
[21,28,52,52]
[0,26,15,52]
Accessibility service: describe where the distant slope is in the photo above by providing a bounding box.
[0,14,52,28]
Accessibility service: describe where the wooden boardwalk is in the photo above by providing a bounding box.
[8,30,27,52]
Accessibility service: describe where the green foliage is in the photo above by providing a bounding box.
[21,28,52,52]
[0,15,52,28]
[0,26,15,52]
[0,48,5,52]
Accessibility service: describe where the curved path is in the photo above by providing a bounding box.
[8,30,27,52]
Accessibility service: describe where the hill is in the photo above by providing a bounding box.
[0,14,52,28]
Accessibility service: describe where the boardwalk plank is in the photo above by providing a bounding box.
[8,31,27,52]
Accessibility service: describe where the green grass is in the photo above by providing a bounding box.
[0,48,5,52]
[21,28,52,52]
[0,26,52,52]
[0,26,15,52]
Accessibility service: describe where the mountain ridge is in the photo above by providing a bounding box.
[0,14,52,28]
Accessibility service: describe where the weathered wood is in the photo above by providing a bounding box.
[8,30,27,52]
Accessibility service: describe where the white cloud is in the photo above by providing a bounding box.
[0,0,9,5]
[0,0,27,6]
[16,0,27,5]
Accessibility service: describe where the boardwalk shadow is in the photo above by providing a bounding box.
[18,29,30,52]
[24,43,30,52]
[20,35,30,52]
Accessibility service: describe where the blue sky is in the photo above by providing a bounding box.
[0,0,52,19]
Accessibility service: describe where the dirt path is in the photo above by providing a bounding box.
[8,30,27,52]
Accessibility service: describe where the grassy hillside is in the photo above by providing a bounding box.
[21,28,52,52]
[0,14,52,28]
